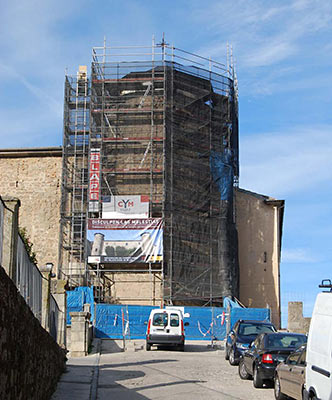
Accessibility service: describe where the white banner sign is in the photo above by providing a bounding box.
[102,195,149,219]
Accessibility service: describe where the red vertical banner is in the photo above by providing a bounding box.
[89,149,101,212]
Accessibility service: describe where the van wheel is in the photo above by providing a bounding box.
[309,393,317,400]
[146,343,151,351]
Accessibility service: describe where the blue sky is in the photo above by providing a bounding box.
[1,0,332,326]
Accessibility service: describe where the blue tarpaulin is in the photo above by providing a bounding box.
[66,286,94,325]
[66,288,271,339]
[94,304,270,340]
[210,149,234,201]
[223,296,242,309]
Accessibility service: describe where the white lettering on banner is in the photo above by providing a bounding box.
[88,218,162,230]
[89,149,100,201]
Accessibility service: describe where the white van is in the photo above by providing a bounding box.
[145,307,189,351]
[305,281,332,400]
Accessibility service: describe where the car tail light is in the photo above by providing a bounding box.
[262,354,273,364]
[181,320,184,336]
[147,319,151,336]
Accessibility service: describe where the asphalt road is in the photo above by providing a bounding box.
[95,339,275,400]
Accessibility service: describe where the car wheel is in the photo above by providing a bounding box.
[229,348,238,366]
[238,359,251,380]
[274,374,288,399]
[253,365,264,388]
[146,343,151,351]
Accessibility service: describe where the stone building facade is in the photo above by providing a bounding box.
[0,147,62,271]
[235,188,284,328]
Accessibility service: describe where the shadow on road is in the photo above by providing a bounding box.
[152,343,222,353]
[98,368,206,400]
[100,358,177,369]
[100,339,124,354]
[100,339,223,354]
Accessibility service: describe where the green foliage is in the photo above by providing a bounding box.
[19,227,38,264]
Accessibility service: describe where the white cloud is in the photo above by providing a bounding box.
[243,41,295,68]
[281,248,317,263]
[191,0,332,97]
[240,126,332,197]
[194,0,332,65]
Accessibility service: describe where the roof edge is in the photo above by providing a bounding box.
[0,147,62,158]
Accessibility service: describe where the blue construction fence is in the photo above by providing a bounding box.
[66,286,95,324]
[66,287,271,341]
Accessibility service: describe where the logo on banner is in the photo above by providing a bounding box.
[102,195,149,218]
[118,199,134,209]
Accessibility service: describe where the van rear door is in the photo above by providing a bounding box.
[306,293,332,399]
[150,310,169,336]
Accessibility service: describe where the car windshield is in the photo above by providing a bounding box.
[266,334,307,349]
[238,323,275,336]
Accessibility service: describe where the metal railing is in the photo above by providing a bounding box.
[49,294,60,342]
[16,235,43,322]
[0,196,62,343]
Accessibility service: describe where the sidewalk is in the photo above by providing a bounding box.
[51,339,224,399]
[51,339,101,400]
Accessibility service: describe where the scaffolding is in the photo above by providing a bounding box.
[58,66,90,285]
[59,38,239,304]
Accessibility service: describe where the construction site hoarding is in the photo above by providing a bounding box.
[102,195,149,219]
[87,218,163,263]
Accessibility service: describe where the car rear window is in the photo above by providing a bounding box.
[266,334,307,349]
[152,313,168,326]
[238,323,275,336]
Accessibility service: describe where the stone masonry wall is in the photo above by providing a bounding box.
[0,150,62,274]
[288,301,311,334]
[0,265,66,399]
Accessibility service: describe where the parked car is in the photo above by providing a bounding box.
[238,332,307,388]
[274,344,306,400]
[225,319,277,365]
[145,308,189,351]
[304,280,332,400]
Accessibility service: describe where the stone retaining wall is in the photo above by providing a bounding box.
[0,265,66,399]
